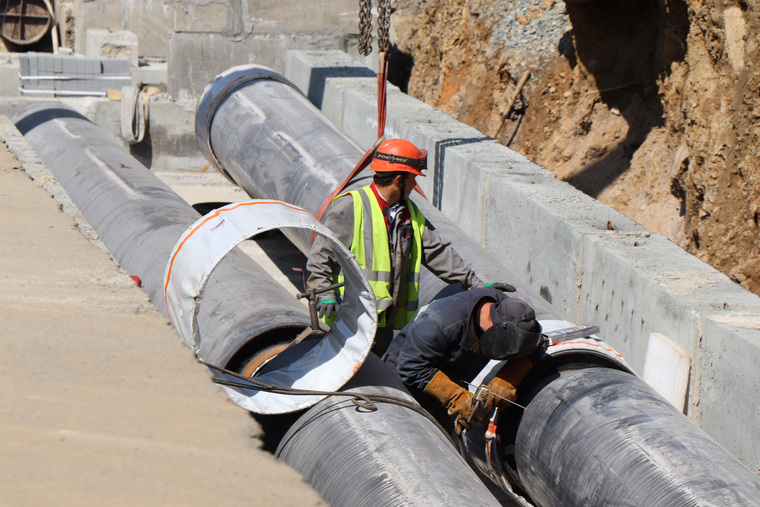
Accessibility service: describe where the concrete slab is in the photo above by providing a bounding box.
[74,0,171,59]
[168,30,348,102]
[0,116,323,505]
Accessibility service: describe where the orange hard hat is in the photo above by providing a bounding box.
[370,139,427,177]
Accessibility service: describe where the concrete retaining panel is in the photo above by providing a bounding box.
[284,49,760,474]
[168,30,348,101]
[74,0,171,59]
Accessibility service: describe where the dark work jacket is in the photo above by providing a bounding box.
[383,287,512,391]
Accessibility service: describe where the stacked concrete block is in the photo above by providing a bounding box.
[18,53,131,97]
[86,29,139,67]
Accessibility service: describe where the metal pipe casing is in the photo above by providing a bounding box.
[12,102,311,367]
[516,368,760,506]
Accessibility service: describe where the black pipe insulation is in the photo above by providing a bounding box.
[277,353,501,507]
[12,102,311,367]
[516,368,760,505]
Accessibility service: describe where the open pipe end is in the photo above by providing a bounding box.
[195,65,301,182]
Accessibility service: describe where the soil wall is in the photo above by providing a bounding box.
[392,0,760,295]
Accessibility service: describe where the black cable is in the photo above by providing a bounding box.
[203,360,457,446]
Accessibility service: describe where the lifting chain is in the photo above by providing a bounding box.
[357,0,392,56]
[358,0,374,56]
[377,0,391,54]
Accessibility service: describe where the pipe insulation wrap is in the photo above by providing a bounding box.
[163,199,377,414]
[516,368,760,506]
[10,102,310,374]
[277,353,501,507]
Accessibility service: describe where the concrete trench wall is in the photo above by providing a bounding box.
[68,0,361,101]
[283,49,760,474]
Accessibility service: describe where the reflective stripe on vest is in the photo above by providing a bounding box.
[333,185,424,329]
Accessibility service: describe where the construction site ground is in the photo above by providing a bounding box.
[0,126,323,506]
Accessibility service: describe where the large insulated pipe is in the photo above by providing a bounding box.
[12,102,310,368]
[517,368,760,505]
[13,101,503,506]
[195,65,760,505]
[277,353,503,506]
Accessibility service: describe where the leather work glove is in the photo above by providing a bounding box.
[483,356,534,412]
[424,370,482,433]
[317,298,340,320]
[484,282,516,292]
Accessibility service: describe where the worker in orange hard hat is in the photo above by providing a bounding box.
[306,138,517,354]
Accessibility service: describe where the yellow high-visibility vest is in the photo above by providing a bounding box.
[328,185,424,329]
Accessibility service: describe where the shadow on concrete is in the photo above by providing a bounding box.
[129,122,153,169]
[388,44,415,93]
[562,0,689,197]
[432,136,491,209]
[307,66,377,108]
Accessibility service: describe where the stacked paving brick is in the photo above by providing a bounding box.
[18,52,131,97]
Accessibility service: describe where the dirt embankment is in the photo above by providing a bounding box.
[391,0,760,295]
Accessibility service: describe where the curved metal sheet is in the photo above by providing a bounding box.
[164,199,376,413]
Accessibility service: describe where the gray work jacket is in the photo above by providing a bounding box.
[306,191,483,353]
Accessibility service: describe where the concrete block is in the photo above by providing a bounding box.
[131,62,168,88]
[336,81,383,148]
[169,30,347,102]
[87,29,139,67]
[74,0,169,59]
[700,317,760,474]
[484,174,586,314]
[285,50,375,111]
[73,0,123,56]
[173,0,239,33]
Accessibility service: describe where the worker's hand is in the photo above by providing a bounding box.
[482,356,534,412]
[424,371,484,433]
[483,377,517,412]
[317,298,340,320]
[484,282,516,292]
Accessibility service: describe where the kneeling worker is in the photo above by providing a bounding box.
[306,138,514,354]
[383,287,543,433]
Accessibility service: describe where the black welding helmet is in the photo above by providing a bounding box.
[479,297,543,360]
